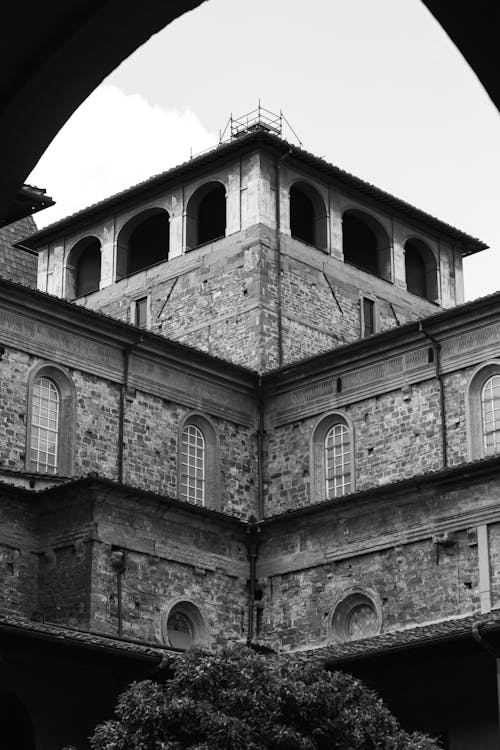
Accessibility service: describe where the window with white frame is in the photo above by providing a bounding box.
[30,377,60,473]
[177,413,221,509]
[311,412,354,503]
[180,423,206,505]
[324,422,351,498]
[26,364,76,476]
[481,375,500,456]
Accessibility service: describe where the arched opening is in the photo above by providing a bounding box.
[116,208,170,279]
[404,238,438,302]
[0,691,35,750]
[289,182,328,250]
[185,182,226,250]
[65,237,101,299]
[342,210,391,281]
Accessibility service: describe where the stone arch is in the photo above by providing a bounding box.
[26,362,76,475]
[342,208,392,281]
[116,207,170,279]
[185,181,226,250]
[465,360,500,460]
[404,237,438,302]
[310,411,355,503]
[289,180,328,250]
[65,236,101,299]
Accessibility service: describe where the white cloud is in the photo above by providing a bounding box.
[28,85,217,228]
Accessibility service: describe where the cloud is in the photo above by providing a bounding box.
[28,85,217,228]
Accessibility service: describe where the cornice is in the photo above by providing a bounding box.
[263,291,500,423]
[0,277,258,393]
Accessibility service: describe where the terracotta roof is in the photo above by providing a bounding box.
[35,474,248,527]
[289,611,500,666]
[18,130,486,254]
[0,612,171,662]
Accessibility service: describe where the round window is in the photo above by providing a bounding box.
[331,591,381,643]
[161,600,209,650]
[167,611,195,650]
[345,603,378,640]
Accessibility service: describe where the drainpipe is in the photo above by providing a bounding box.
[419,323,447,468]
[246,516,261,645]
[110,548,126,637]
[256,374,265,519]
[117,338,143,483]
[275,149,293,367]
[472,621,500,743]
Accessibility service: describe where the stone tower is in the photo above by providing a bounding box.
[22,111,484,371]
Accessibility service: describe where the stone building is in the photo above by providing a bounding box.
[1,114,500,749]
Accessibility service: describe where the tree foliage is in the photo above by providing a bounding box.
[90,645,441,750]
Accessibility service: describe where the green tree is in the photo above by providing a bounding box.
[90,645,441,750]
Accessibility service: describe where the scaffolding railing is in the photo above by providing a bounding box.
[189,104,302,161]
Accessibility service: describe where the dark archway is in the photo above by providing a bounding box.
[342,210,391,281]
[116,209,170,279]
[289,182,327,250]
[66,237,101,299]
[404,238,438,301]
[0,691,35,750]
[186,182,226,250]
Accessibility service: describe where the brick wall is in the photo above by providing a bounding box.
[0,489,38,617]
[257,477,500,652]
[0,349,120,478]
[89,488,248,645]
[72,223,442,373]
[264,379,445,516]
[0,346,257,518]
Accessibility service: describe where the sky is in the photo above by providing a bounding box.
[28,0,500,301]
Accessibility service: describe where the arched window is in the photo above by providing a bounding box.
[180,423,206,505]
[342,209,391,281]
[404,238,438,302]
[481,375,500,456]
[26,364,76,475]
[116,208,170,279]
[185,182,226,250]
[30,377,59,473]
[466,362,500,461]
[289,182,327,250]
[311,412,354,503]
[177,413,221,509]
[324,422,351,498]
[65,236,101,299]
